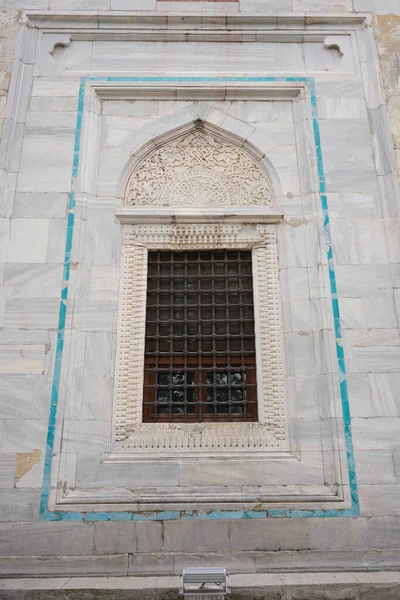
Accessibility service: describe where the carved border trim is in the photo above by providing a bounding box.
[253,244,286,441]
[114,244,148,443]
[113,223,287,456]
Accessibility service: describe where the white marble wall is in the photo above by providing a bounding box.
[0,3,399,578]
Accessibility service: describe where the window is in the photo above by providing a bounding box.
[114,223,286,454]
[142,249,258,423]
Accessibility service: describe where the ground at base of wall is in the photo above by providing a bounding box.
[1,574,400,600]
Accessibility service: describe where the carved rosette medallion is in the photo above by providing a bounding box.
[125,127,273,208]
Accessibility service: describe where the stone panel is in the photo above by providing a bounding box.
[164,520,230,553]
[136,522,163,553]
[0,555,129,577]
[128,554,174,576]
[239,0,292,10]
[0,345,47,374]
[352,418,400,451]
[361,299,398,329]
[369,373,400,416]
[255,549,400,573]
[94,522,136,555]
[9,523,94,556]
[0,490,40,522]
[0,453,16,488]
[12,192,68,219]
[368,517,400,549]
[1,419,48,453]
[230,519,309,551]
[319,120,378,192]
[359,484,400,516]
[75,457,180,488]
[0,375,35,419]
[354,0,400,15]
[3,264,63,299]
[94,521,163,556]
[309,519,369,550]
[293,0,353,10]
[6,219,49,264]
[355,451,396,484]
[3,299,60,330]
[335,265,392,298]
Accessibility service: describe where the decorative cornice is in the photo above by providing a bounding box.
[115,208,284,224]
[25,12,367,33]
[93,84,302,101]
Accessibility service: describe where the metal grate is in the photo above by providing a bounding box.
[143,249,258,423]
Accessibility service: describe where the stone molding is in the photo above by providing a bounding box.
[24,13,367,32]
[48,79,346,508]
[112,223,287,459]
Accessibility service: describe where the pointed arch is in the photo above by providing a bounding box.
[117,114,282,209]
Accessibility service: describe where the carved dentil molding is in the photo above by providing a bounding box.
[125,127,273,209]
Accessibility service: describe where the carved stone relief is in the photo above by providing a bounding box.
[113,124,286,460]
[112,224,287,459]
[125,126,273,208]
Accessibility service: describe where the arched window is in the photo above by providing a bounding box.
[114,121,286,456]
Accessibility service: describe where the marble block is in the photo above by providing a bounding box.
[1,419,48,453]
[6,220,49,264]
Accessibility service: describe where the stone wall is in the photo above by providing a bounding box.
[0,0,400,579]
[0,10,19,143]
[373,14,400,180]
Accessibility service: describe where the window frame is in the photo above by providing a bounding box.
[112,222,287,459]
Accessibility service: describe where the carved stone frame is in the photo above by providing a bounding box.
[110,222,287,461]
[45,72,356,508]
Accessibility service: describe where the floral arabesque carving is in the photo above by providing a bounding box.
[125,128,273,208]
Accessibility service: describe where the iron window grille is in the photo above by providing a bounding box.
[143,249,258,423]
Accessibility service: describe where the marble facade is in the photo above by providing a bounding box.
[0,0,399,579]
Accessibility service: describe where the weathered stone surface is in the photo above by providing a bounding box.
[93,522,136,555]
[0,490,40,522]
[1,419,48,453]
[128,553,174,575]
[230,519,309,552]
[9,523,94,556]
[0,556,129,577]
[354,450,396,484]
[0,9,20,143]
[368,517,400,549]
[93,521,163,556]
[136,521,163,553]
[359,484,400,516]
[309,519,369,550]
[0,454,16,488]
[255,549,400,573]
[15,449,41,483]
[164,520,230,553]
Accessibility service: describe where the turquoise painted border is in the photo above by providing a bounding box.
[40,76,360,522]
